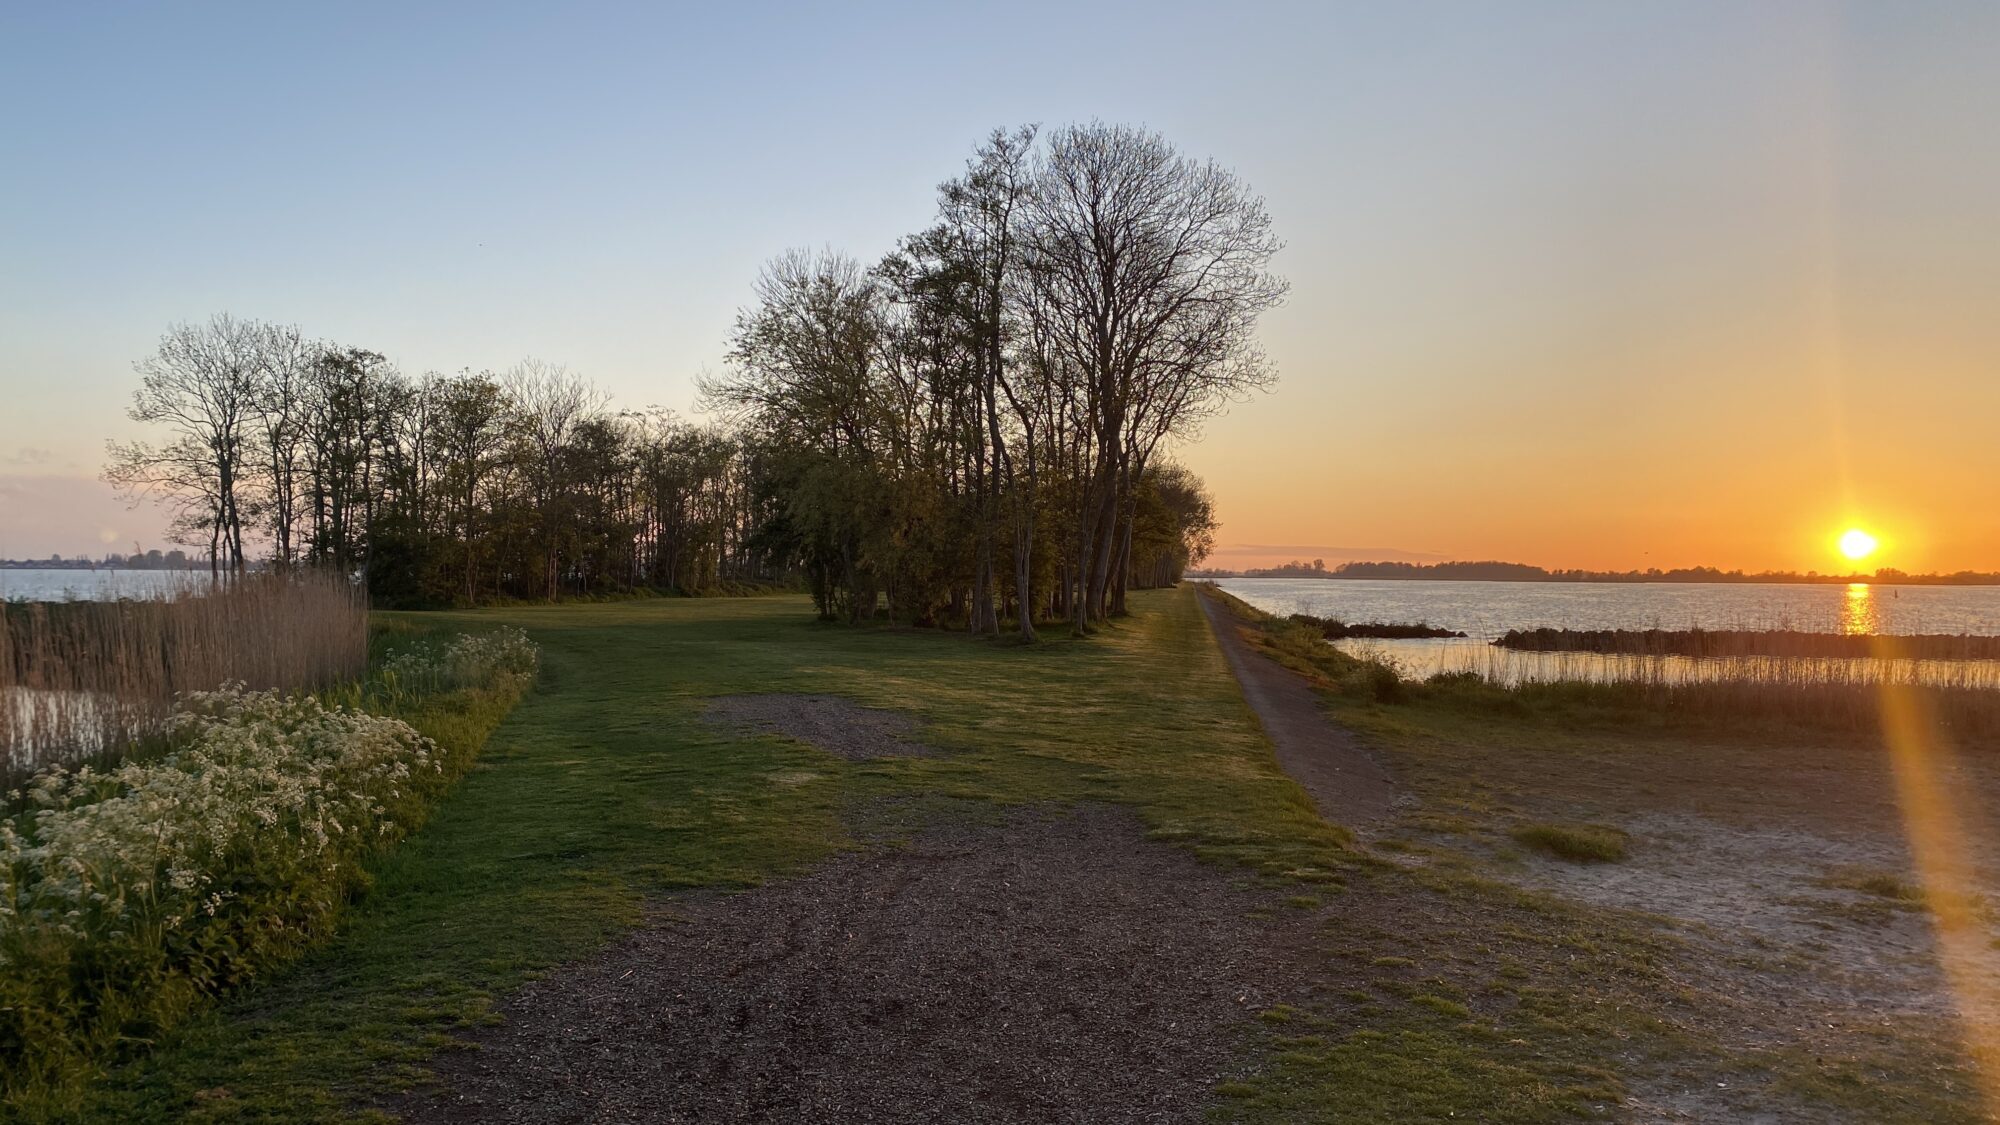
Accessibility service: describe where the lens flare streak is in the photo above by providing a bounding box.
[1870,640,2000,1111]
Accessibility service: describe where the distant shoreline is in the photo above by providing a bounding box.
[1195,561,2000,587]
[0,562,208,572]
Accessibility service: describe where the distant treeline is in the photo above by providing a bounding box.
[105,123,1268,629]
[1219,559,2000,586]
[1496,627,2000,661]
[2,550,202,571]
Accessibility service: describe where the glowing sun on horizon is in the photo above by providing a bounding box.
[1838,527,1880,562]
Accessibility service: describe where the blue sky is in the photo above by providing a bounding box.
[4,2,1998,569]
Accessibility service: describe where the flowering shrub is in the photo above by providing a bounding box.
[376,626,540,698]
[0,688,441,1093]
[0,627,539,1107]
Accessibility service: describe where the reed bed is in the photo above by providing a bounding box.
[0,573,367,783]
[1411,642,2000,693]
[1495,626,2000,661]
[1395,645,2000,739]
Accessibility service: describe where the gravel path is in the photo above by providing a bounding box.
[1197,589,1397,826]
[391,804,1320,1124]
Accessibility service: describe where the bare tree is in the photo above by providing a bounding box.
[943,126,1038,637]
[432,372,508,602]
[506,359,606,599]
[1022,122,1285,630]
[250,324,314,568]
[300,346,402,574]
[707,250,896,622]
[106,314,283,578]
[104,433,228,572]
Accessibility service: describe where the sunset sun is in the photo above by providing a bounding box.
[1838,527,1880,562]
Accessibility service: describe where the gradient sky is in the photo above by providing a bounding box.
[3,1,1996,572]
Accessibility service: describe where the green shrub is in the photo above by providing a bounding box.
[1357,660,1406,704]
[1510,822,1628,864]
[373,626,539,702]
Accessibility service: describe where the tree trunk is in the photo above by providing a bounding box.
[1086,478,1120,624]
[1112,514,1133,615]
[969,542,991,634]
[1013,514,1037,642]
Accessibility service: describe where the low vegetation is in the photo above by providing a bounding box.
[1510,822,1629,863]
[1818,866,1925,905]
[66,589,1367,1120]
[0,627,537,1117]
[370,625,540,701]
[71,587,1758,1124]
[0,574,366,784]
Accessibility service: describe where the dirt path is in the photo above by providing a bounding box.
[391,804,1319,1124]
[1196,589,1397,827]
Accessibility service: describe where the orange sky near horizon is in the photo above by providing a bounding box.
[1180,211,2000,576]
[1185,266,2000,575]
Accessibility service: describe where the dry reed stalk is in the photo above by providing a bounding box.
[0,572,368,782]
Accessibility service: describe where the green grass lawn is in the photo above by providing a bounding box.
[72,585,1959,1123]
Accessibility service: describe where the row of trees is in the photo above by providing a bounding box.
[106,322,763,605]
[106,122,1269,628]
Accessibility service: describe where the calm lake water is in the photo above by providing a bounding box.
[1215,577,2000,639]
[0,568,208,602]
[1215,577,2000,686]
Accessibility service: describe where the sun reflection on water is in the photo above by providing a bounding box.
[1842,582,1878,636]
